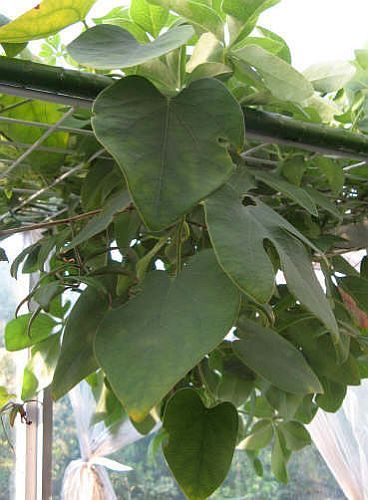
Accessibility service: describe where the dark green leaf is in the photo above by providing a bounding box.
[205,180,339,340]
[95,250,240,421]
[0,247,8,262]
[52,285,110,400]
[278,421,311,451]
[163,389,238,500]
[238,419,273,450]
[93,76,244,231]
[233,319,322,394]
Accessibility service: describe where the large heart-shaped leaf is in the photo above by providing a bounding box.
[93,76,244,231]
[95,250,240,421]
[0,0,96,43]
[233,319,322,394]
[52,285,110,400]
[204,179,339,342]
[163,389,238,500]
[68,24,194,69]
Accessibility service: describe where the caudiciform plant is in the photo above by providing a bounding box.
[1,0,368,497]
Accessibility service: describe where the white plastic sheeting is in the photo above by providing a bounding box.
[61,382,146,500]
[308,380,368,500]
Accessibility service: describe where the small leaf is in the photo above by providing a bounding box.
[5,313,57,351]
[314,157,345,195]
[114,211,141,252]
[271,429,289,483]
[130,0,168,37]
[278,421,311,451]
[238,420,273,450]
[0,0,96,43]
[304,61,356,93]
[93,76,244,231]
[163,389,238,500]
[33,282,63,312]
[252,169,318,216]
[95,250,240,421]
[66,190,131,250]
[68,24,194,69]
[0,387,15,408]
[233,319,322,394]
[148,0,224,40]
[22,333,61,400]
[0,247,8,262]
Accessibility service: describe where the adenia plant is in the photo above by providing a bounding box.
[1,0,368,497]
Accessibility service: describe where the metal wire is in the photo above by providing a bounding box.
[0,115,94,136]
[0,107,76,180]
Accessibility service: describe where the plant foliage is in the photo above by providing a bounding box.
[0,0,368,497]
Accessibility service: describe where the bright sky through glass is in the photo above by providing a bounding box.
[3,0,368,69]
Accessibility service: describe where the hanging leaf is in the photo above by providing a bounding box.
[52,285,111,400]
[231,45,313,103]
[271,428,290,483]
[163,389,238,500]
[68,24,194,69]
[204,179,339,341]
[233,319,323,394]
[93,76,244,231]
[95,250,240,421]
[0,0,96,43]
[5,313,57,351]
[278,421,311,451]
[21,333,61,400]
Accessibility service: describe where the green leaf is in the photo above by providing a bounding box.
[93,76,244,231]
[114,211,141,252]
[52,285,110,400]
[66,190,131,250]
[0,14,27,56]
[265,386,303,420]
[271,429,289,483]
[252,169,318,216]
[232,45,313,103]
[93,6,149,43]
[233,319,322,394]
[21,333,61,400]
[68,24,194,69]
[304,187,341,220]
[33,282,63,312]
[0,0,96,43]
[314,157,345,194]
[148,0,224,39]
[223,0,280,24]
[303,61,356,93]
[5,313,57,352]
[0,387,15,408]
[338,275,368,314]
[278,421,311,451]
[163,389,238,500]
[95,250,240,421]
[238,419,273,450]
[280,157,306,186]
[204,180,339,340]
[217,373,253,407]
[315,378,346,412]
[257,26,291,64]
[130,0,169,37]
[0,247,8,262]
